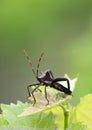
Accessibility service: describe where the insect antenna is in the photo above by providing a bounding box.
[36,52,44,77]
[23,50,37,78]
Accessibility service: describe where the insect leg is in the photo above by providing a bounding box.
[51,78,70,90]
[31,92,36,106]
[44,69,54,79]
[30,85,41,105]
[51,78,72,95]
[48,70,54,79]
[44,86,49,105]
[27,83,40,97]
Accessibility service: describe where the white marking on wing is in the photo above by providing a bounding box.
[57,81,68,88]
[64,74,78,92]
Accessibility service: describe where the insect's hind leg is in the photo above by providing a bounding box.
[51,78,70,90]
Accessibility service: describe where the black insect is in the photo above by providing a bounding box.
[24,50,72,105]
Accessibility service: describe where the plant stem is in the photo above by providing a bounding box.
[60,105,69,130]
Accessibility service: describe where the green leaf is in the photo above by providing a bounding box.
[0,115,8,126]
[47,106,64,130]
[0,101,56,130]
[0,126,31,130]
[19,95,71,117]
[0,75,77,130]
[33,112,56,130]
[75,94,92,130]
[67,122,88,130]
[1,101,29,125]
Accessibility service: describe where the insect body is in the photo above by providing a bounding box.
[24,50,72,105]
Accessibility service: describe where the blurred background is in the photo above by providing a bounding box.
[0,0,92,105]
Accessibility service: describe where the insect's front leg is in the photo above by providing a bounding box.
[27,83,41,105]
[51,78,70,90]
[30,85,42,105]
[27,83,40,97]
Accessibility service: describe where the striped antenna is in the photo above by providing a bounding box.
[37,52,44,77]
[23,50,36,78]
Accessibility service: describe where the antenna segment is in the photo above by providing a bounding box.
[37,52,44,77]
[23,50,36,78]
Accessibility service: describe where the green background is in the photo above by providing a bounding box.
[0,0,92,105]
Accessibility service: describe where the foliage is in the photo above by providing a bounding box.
[0,77,92,130]
[0,94,92,130]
